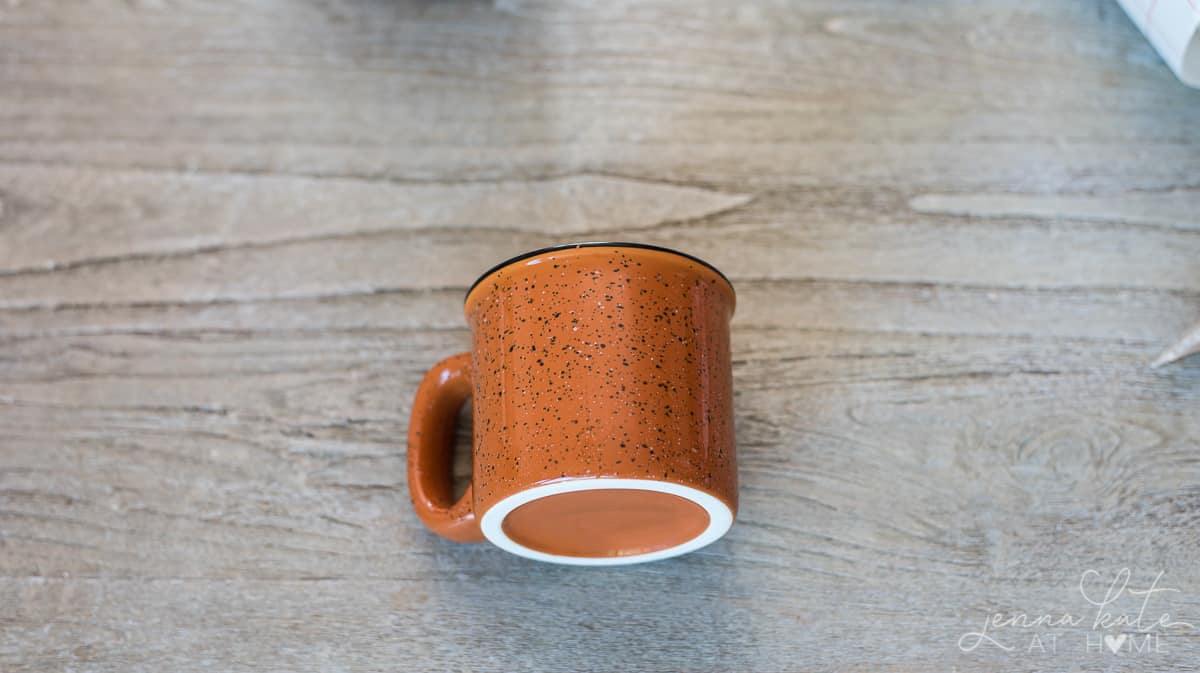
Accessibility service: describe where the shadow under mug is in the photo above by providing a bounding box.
[407,242,737,565]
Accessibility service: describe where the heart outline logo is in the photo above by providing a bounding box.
[1104,633,1128,654]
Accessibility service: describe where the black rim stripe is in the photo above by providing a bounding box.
[465,241,734,302]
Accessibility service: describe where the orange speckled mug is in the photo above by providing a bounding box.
[407,243,736,565]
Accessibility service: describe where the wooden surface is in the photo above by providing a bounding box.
[2,1,1200,671]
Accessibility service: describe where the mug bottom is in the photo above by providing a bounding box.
[478,478,733,566]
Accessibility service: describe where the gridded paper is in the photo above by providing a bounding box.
[1117,0,1200,87]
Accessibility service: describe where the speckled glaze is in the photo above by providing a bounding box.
[407,243,737,564]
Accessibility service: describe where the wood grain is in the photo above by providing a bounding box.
[2,1,1200,671]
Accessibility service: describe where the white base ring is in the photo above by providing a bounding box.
[478,478,734,566]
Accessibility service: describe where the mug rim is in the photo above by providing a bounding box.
[465,242,735,302]
[478,477,734,566]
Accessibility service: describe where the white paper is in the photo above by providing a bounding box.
[1117,0,1200,87]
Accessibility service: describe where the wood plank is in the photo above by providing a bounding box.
[1,327,1197,579]
[1,216,1197,309]
[2,571,1199,672]
[2,281,1196,345]
[1,2,1198,187]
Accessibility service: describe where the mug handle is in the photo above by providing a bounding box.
[407,352,484,542]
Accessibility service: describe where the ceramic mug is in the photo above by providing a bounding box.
[407,242,737,565]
